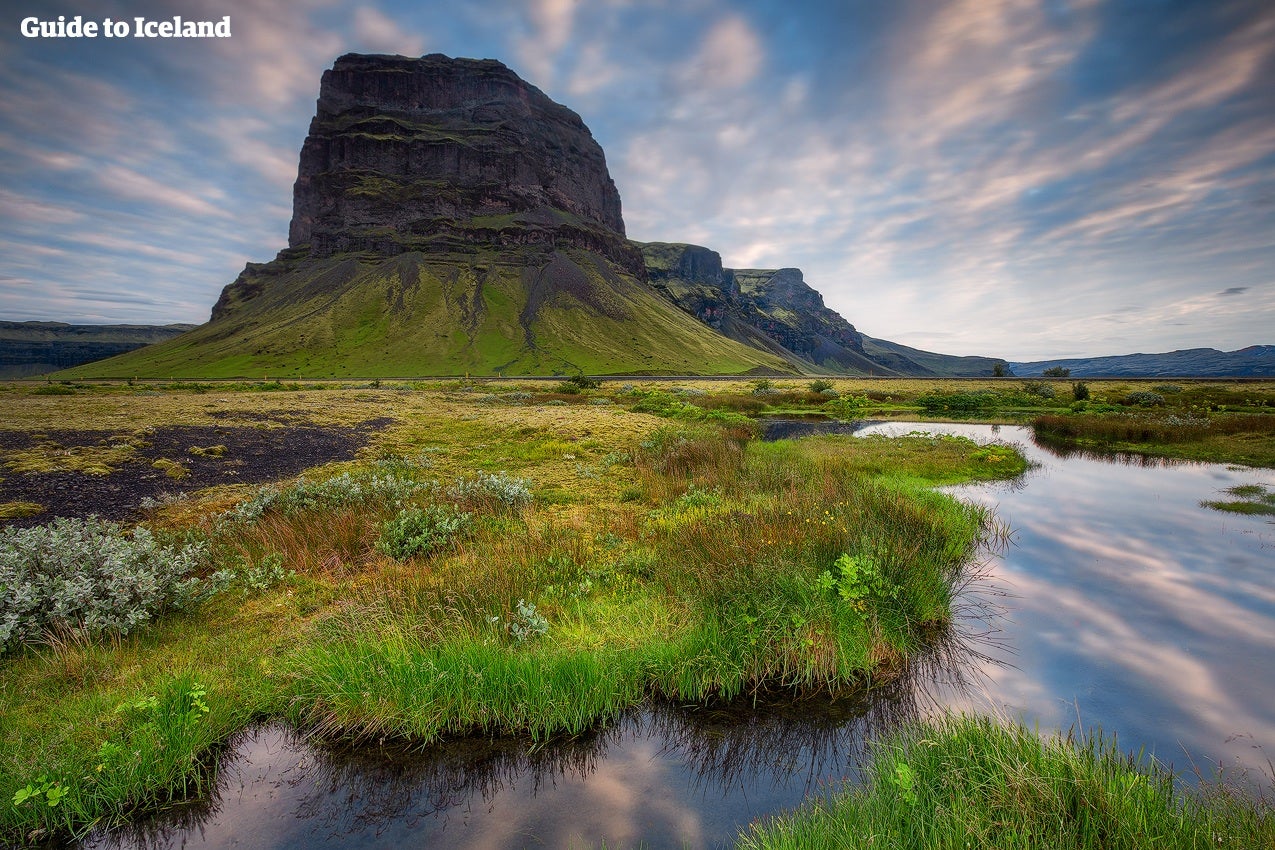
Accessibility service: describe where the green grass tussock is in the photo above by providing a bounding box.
[1201,483,1275,517]
[739,715,1275,849]
[288,627,653,742]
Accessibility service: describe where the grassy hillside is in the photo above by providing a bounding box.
[64,249,795,379]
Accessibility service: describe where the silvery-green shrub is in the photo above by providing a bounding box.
[221,470,432,525]
[0,517,225,651]
[376,505,472,560]
[447,471,532,511]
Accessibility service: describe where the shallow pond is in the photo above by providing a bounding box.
[83,422,1275,848]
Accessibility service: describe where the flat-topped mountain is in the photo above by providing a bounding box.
[289,54,634,271]
[63,53,1001,379]
[69,54,788,378]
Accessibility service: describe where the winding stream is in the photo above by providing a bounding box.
[83,423,1275,849]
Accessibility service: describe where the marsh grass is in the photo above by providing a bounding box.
[1,385,1033,844]
[1035,412,1275,443]
[1035,412,1275,467]
[738,715,1275,849]
[281,424,1001,744]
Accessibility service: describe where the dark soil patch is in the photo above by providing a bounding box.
[0,418,392,528]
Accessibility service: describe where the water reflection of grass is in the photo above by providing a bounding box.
[1202,484,1275,517]
[741,715,1275,849]
[0,387,1027,845]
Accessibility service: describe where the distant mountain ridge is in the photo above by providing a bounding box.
[1010,346,1275,378]
[0,321,194,378]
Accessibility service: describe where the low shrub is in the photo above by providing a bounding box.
[567,373,601,390]
[447,471,533,512]
[1125,391,1166,407]
[631,390,758,429]
[376,505,473,560]
[822,394,870,419]
[0,518,221,651]
[1021,381,1056,399]
[916,390,998,412]
[221,470,432,525]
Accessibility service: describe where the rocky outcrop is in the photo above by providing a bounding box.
[641,242,900,375]
[640,242,1008,376]
[731,268,868,363]
[287,53,640,273]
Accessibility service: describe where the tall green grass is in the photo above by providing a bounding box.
[739,715,1275,849]
[1034,412,1275,466]
[284,425,997,743]
[7,672,241,842]
[1035,412,1275,444]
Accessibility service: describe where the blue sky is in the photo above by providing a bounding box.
[1,0,1272,360]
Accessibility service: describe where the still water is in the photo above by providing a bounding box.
[85,423,1275,849]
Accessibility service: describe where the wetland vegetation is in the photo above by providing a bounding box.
[1,376,1273,847]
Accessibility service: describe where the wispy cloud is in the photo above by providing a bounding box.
[0,0,1271,356]
[352,5,428,56]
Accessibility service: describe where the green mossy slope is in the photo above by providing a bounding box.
[64,249,795,379]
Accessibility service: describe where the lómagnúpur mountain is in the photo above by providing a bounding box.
[67,54,1002,379]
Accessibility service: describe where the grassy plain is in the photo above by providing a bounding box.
[1,377,1272,846]
[0,379,1021,843]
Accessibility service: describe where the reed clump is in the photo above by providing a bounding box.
[739,715,1275,849]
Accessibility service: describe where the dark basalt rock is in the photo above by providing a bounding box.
[641,242,897,374]
[288,53,635,271]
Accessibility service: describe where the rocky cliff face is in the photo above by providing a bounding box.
[288,53,639,273]
[641,242,903,374]
[640,242,1006,376]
